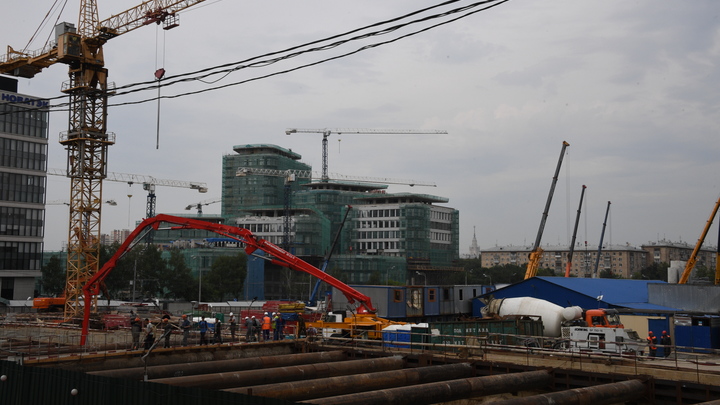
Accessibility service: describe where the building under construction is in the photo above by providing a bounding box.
[222,144,461,298]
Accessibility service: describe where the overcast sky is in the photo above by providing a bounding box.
[3,0,720,255]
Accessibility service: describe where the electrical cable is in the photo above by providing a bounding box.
[1,0,510,114]
[110,0,504,98]
[105,0,510,108]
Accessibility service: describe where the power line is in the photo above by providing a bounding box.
[1,0,510,114]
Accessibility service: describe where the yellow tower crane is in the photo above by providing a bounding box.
[1,0,208,320]
[285,128,448,182]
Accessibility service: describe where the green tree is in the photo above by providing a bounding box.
[162,248,196,300]
[694,265,713,282]
[632,262,668,281]
[367,271,382,285]
[135,244,167,298]
[102,242,137,300]
[41,255,65,296]
[599,268,621,279]
[203,253,247,301]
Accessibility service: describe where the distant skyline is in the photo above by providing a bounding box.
[2,0,718,255]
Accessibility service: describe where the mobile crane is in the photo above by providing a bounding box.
[679,197,720,284]
[1,0,208,320]
[79,214,401,345]
[565,185,586,277]
[525,141,570,279]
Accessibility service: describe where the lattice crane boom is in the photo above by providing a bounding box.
[2,0,207,320]
[285,127,448,181]
[49,168,208,218]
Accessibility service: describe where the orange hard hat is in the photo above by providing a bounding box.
[182,314,187,318]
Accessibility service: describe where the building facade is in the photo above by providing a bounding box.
[480,243,647,279]
[221,144,461,296]
[641,240,716,270]
[0,79,48,299]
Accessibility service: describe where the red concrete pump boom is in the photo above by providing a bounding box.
[80,214,375,345]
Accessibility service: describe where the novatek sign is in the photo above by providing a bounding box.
[1,92,49,107]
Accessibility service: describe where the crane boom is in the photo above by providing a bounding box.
[593,201,611,278]
[48,168,208,191]
[2,0,207,320]
[525,141,570,280]
[80,214,377,345]
[565,185,586,277]
[679,197,720,284]
[285,127,448,181]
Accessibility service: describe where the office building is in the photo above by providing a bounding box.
[222,144,461,296]
[0,78,48,299]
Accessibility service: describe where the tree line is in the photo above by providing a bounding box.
[41,244,247,302]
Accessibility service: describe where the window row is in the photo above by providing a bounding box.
[430,210,453,221]
[430,231,452,242]
[0,138,47,171]
[356,208,400,218]
[357,220,399,229]
[355,241,402,251]
[0,241,42,270]
[0,207,44,237]
[0,173,46,203]
[355,230,402,239]
[429,221,452,231]
[0,104,48,138]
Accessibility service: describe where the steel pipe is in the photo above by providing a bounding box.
[90,350,346,380]
[228,362,475,400]
[304,369,553,405]
[154,356,405,390]
[493,379,646,405]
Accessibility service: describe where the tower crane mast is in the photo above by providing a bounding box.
[285,128,448,182]
[2,0,207,320]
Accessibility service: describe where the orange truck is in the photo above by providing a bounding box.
[32,296,65,312]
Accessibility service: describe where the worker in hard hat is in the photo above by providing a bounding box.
[262,312,272,341]
[245,316,255,342]
[180,314,191,346]
[228,312,237,342]
[130,317,142,350]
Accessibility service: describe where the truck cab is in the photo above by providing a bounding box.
[584,309,623,328]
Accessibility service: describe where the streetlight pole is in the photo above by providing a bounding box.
[192,255,201,304]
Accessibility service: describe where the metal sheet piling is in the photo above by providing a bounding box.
[227,362,475,400]
[89,350,346,380]
[492,379,647,405]
[153,356,405,390]
[303,369,553,405]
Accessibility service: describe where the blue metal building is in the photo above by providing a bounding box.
[471,276,672,315]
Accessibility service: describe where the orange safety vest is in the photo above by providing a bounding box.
[647,334,657,349]
[262,316,271,330]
